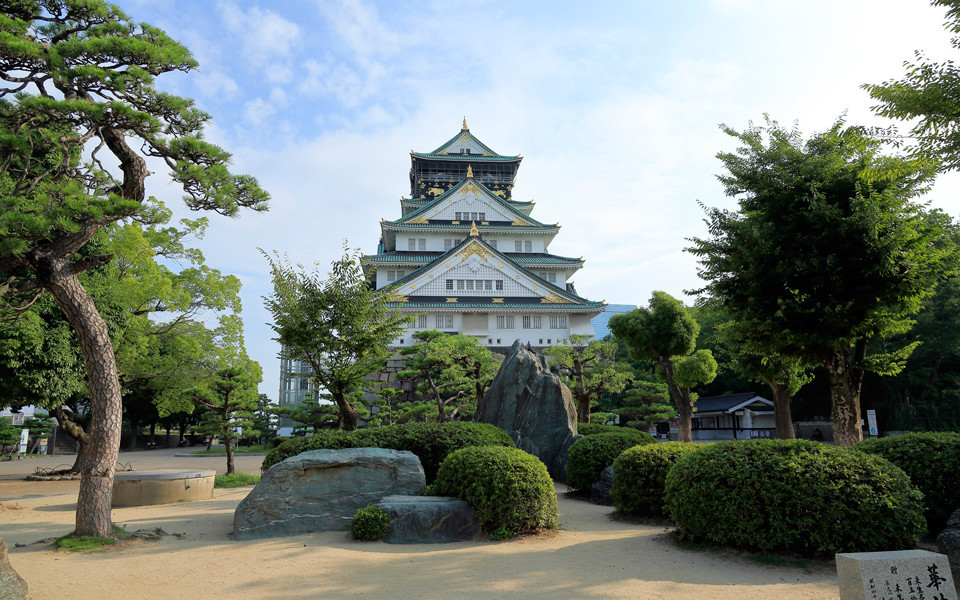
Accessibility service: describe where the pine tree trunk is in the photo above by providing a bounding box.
[225,438,235,475]
[44,263,121,538]
[823,344,865,447]
[334,392,359,431]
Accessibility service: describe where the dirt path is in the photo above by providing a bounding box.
[0,449,839,599]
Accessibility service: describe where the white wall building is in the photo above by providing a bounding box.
[363,120,605,350]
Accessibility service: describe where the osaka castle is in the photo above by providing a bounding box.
[363,119,605,350]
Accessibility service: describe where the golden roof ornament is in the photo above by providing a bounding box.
[462,116,468,131]
[466,165,474,178]
[469,221,479,237]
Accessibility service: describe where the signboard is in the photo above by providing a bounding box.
[19,428,28,455]
[38,438,48,454]
[867,410,879,437]
[836,550,957,600]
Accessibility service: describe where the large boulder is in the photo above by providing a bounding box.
[938,508,960,591]
[0,538,27,600]
[475,340,579,481]
[591,465,615,506]
[376,496,480,544]
[234,448,425,540]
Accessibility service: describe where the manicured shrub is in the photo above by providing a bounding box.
[350,506,389,541]
[665,439,925,557]
[566,430,656,492]
[612,442,699,516]
[261,422,514,482]
[577,423,622,436]
[432,446,558,538]
[857,432,960,532]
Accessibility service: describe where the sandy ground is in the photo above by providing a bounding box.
[0,448,840,600]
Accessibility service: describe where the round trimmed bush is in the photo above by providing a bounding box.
[857,432,960,532]
[612,442,699,516]
[261,422,514,482]
[432,446,558,538]
[665,439,925,557]
[566,430,656,492]
[350,505,389,541]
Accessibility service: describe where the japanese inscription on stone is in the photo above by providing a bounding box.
[837,550,958,600]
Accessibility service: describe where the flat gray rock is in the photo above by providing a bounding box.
[475,340,579,481]
[377,495,480,544]
[234,448,425,540]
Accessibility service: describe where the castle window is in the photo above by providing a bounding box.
[496,315,514,329]
[408,238,416,251]
[418,238,426,251]
[436,314,453,329]
[550,315,567,329]
[416,314,428,329]
[489,240,497,249]
[524,240,532,252]
[387,271,397,282]
[496,280,503,291]
[444,239,453,251]
[515,240,522,252]
[446,279,453,290]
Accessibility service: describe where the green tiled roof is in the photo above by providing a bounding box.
[381,237,596,306]
[421,128,519,159]
[393,178,550,228]
[386,300,605,310]
[411,152,520,162]
[364,251,582,265]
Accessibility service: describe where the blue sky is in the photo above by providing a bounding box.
[117,0,960,399]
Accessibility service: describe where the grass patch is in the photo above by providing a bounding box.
[55,525,132,552]
[190,444,268,455]
[214,472,261,488]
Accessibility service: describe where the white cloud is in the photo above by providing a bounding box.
[242,98,277,127]
[218,2,302,66]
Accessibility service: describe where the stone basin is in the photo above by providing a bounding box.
[112,470,215,507]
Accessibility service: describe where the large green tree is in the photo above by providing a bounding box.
[0,1,267,536]
[688,118,958,446]
[609,292,717,442]
[263,247,410,431]
[542,334,632,423]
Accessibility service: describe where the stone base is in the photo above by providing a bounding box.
[377,496,480,544]
[0,537,27,600]
[112,470,215,507]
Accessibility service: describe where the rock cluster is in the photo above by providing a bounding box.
[475,340,580,481]
[234,448,425,540]
[937,508,960,591]
[591,465,615,506]
[376,496,480,544]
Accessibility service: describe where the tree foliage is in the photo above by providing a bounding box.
[187,364,261,475]
[609,292,717,442]
[396,330,501,422]
[543,334,632,423]
[263,246,410,431]
[688,118,959,445]
[864,0,960,170]
[0,0,267,536]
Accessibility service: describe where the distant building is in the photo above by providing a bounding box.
[590,303,638,339]
[688,393,776,441]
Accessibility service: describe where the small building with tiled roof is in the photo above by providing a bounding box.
[689,393,776,441]
[364,119,605,350]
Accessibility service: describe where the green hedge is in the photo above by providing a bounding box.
[577,423,625,436]
[432,446,558,538]
[350,506,389,541]
[612,442,699,516]
[857,432,960,532]
[665,439,925,557]
[566,430,656,492]
[261,422,515,482]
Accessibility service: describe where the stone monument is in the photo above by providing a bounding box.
[836,549,958,600]
[475,340,579,481]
